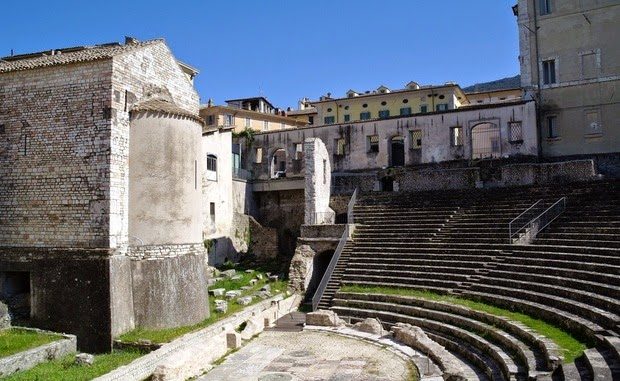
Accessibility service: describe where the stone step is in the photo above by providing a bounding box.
[334,294,553,376]
[335,291,562,371]
[333,305,521,380]
[584,347,617,381]
[534,238,620,249]
[494,263,620,287]
[488,267,620,297]
[461,290,606,341]
[477,275,620,318]
[470,281,619,331]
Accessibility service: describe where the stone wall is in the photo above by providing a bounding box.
[239,101,538,179]
[0,40,207,352]
[0,329,77,378]
[0,60,112,248]
[0,301,9,329]
[500,160,597,187]
[254,189,305,269]
[130,249,209,329]
[304,138,334,225]
[94,294,302,381]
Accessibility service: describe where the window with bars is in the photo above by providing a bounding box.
[509,121,523,142]
[378,110,390,119]
[324,116,335,124]
[400,107,412,116]
[436,103,449,112]
[224,114,234,126]
[450,126,463,146]
[263,121,269,131]
[420,105,428,113]
[335,138,346,156]
[344,114,350,122]
[410,130,422,149]
[360,112,371,120]
[245,117,251,127]
[367,135,379,153]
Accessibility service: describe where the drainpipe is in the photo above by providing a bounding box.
[532,0,543,158]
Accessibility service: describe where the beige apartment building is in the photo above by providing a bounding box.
[201,96,307,133]
[309,83,469,126]
[516,0,620,157]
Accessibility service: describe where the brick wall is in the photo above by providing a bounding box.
[0,60,113,248]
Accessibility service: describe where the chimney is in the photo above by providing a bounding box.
[125,36,139,45]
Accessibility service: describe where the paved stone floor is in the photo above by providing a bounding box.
[199,330,415,381]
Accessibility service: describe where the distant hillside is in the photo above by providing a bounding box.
[463,75,521,93]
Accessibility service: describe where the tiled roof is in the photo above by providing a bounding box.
[0,39,162,73]
[131,98,202,123]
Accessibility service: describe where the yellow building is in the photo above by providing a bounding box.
[465,88,522,106]
[310,82,469,126]
[200,96,307,133]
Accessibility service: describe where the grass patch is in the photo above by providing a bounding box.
[2,349,142,381]
[118,269,288,344]
[340,285,587,363]
[0,328,61,358]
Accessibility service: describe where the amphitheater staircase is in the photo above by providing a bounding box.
[315,180,620,381]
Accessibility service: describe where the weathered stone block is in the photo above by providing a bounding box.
[209,288,226,297]
[221,269,236,278]
[75,353,95,366]
[306,310,342,327]
[236,296,253,306]
[226,332,241,349]
[225,290,241,299]
[354,318,386,336]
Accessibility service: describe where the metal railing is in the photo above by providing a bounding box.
[312,188,358,311]
[509,199,543,242]
[510,197,566,244]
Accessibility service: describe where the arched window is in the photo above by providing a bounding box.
[206,154,217,181]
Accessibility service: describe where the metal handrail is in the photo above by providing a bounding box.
[347,188,358,224]
[510,197,566,244]
[532,197,567,235]
[311,187,358,311]
[509,199,543,242]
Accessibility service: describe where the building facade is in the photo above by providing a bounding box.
[0,39,209,351]
[201,97,307,133]
[310,83,469,126]
[516,0,620,156]
[239,100,538,180]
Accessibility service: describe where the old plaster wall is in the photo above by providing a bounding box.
[304,138,333,225]
[128,113,203,245]
[517,0,620,157]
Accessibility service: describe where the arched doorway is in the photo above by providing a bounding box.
[307,250,334,300]
[390,136,405,167]
[271,148,287,178]
[471,123,501,159]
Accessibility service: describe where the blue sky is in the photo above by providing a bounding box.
[2,0,520,109]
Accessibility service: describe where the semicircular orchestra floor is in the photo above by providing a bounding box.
[198,330,415,381]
